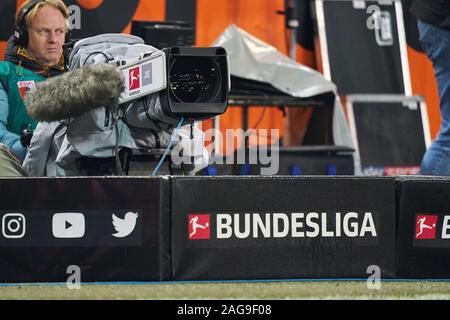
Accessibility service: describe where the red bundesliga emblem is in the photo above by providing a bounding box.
[415,215,438,240]
[188,214,210,240]
[129,66,140,90]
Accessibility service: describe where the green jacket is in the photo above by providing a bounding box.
[0,61,45,159]
[0,61,45,133]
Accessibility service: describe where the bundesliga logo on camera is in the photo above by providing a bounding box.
[128,66,141,91]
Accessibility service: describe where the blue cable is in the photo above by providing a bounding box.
[151,117,185,176]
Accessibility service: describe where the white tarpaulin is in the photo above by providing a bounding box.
[212,24,360,174]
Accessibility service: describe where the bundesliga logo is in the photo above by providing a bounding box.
[188,215,210,240]
[415,215,438,240]
[129,66,140,91]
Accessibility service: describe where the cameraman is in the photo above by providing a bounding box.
[0,0,69,170]
[411,0,450,175]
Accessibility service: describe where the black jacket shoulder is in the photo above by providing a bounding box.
[410,0,450,29]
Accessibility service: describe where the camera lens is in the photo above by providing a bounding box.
[168,57,222,103]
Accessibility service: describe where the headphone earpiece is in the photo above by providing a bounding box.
[14,0,42,47]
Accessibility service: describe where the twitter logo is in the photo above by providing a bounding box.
[112,212,139,238]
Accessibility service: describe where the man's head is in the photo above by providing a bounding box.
[15,0,69,67]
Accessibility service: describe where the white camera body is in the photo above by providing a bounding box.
[117,51,167,104]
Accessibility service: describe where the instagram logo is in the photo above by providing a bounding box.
[2,214,26,239]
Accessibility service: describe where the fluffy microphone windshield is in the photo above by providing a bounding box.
[25,63,125,122]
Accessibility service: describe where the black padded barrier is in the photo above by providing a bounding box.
[0,177,170,283]
[396,176,450,279]
[1,175,449,283]
[170,176,396,280]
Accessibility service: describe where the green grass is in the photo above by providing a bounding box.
[0,281,449,300]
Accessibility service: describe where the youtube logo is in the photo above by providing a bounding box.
[52,213,85,239]
[128,66,140,90]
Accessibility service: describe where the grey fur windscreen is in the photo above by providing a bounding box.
[25,63,125,122]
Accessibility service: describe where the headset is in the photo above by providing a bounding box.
[14,0,71,47]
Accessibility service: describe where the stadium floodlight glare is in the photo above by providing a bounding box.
[118,46,230,121]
